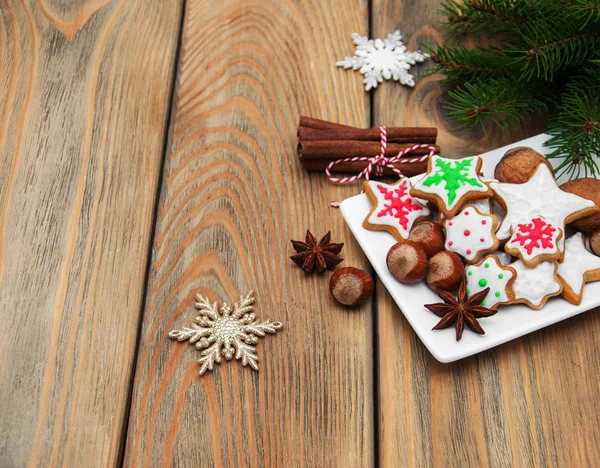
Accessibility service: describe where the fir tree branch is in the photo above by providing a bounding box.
[468,1,527,22]
[441,0,528,35]
[546,73,600,178]
[426,44,513,81]
[558,0,600,8]
[527,32,600,57]
[444,77,549,130]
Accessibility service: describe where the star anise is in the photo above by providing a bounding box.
[290,230,344,274]
[425,278,497,341]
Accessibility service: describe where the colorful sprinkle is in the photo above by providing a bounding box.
[466,249,472,255]
[495,291,501,297]
[481,220,487,225]
[448,241,454,246]
[480,237,485,243]
[479,278,488,287]
[467,270,473,276]
[464,230,471,236]
[484,263,490,268]
[498,273,504,279]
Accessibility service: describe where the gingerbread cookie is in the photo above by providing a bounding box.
[490,164,598,245]
[505,216,564,267]
[362,178,430,241]
[557,233,600,305]
[443,206,499,264]
[411,156,493,218]
[466,255,516,309]
[510,260,562,310]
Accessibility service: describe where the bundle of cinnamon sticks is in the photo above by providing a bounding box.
[297,116,439,177]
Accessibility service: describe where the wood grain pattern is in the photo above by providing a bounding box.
[372,1,600,467]
[123,1,375,466]
[0,0,183,466]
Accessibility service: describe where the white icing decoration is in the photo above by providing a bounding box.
[444,207,496,262]
[506,217,561,263]
[412,156,490,211]
[490,164,596,242]
[466,255,514,308]
[510,260,561,308]
[557,233,600,297]
[365,178,430,238]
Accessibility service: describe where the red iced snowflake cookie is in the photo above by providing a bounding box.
[443,206,499,264]
[362,178,430,240]
[505,216,563,267]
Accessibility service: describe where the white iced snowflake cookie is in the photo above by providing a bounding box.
[466,255,516,309]
[362,178,430,241]
[437,199,492,224]
[490,164,598,244]
[411,156,493,218]
[557,233,600,305]
[510,260,562,310]
[505,216,564,267]
[443,206,499,264]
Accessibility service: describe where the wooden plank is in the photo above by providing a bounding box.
[372,2,600,467]
[0,1,183,466]
[124,1,375,466]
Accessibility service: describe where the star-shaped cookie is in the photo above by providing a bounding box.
[490,164,598,245]
[443,206,499,264]
[362,178,430,240]
[510,260,562,310]
[557,233,600,305]
[505,216,564,267]
[466,255,516,309]
[411,156,492,217]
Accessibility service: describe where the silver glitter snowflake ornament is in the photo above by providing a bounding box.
[336,30,428,91]
[169,290,283,375]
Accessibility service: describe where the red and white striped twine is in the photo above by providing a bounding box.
[327,125,437,207]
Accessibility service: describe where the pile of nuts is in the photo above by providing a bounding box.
[386,221,464,290]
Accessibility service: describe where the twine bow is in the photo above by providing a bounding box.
[325,125,437,184]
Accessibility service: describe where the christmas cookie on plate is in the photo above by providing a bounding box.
[411,155,493,217]
[490,164,599,243]
[557,233,600,305]
[362,178,430,241]
[466,255,516,309]
[510,260,562,310]
[443,206,499,264]
[505,216,564,267]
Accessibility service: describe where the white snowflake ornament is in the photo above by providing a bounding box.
[169,290,283,375]
[336,30,428,91]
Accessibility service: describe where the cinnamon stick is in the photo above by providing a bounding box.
[298,140,440,160]
[299,126,437,143]
[298,116,356,131]
[298,116,437,143]
[301,159,428,177]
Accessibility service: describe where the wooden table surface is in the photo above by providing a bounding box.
[2,0,600,466]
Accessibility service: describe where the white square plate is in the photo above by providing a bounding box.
[340,134,600,363]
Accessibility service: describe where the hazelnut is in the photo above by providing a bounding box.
[590,229,600,257]
[386,240,428,284]
[494,147,553,184]
[409,221,445,257]
[427,250,464,291]
[329,267,374,307]
[560,178,600,232]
